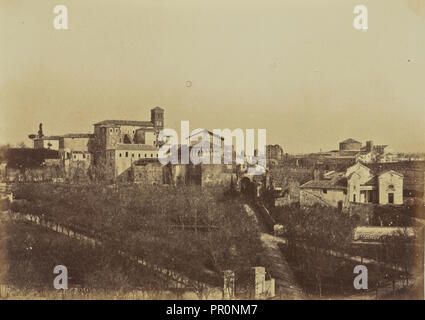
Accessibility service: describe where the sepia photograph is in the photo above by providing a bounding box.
[0,0,424,307]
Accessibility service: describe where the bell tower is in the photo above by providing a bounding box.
[151,107,164,129]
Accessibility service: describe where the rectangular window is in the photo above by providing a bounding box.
[388,193,394,204]
[323,189,327,194]
[343,189,347,195]
[125,152,128,157]
[353,194,356,202]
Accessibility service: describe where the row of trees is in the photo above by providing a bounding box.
[272,204,356,296]
[272,204,421,298]
[1,220,172,293]
[10,183,263,293]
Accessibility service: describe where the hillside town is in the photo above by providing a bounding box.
[2,107,424,210]
[0,106,424,300]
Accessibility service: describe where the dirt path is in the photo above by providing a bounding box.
[243,204,303,299]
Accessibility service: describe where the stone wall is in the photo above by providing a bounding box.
[61,137,90,152]
[300,188,347,208]
[133,162,163,185]
[200,164,236,187]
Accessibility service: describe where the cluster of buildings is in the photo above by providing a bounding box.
[22,107,258,187]
[293,138,424,170]
[296,139,425,209]
[2,110,424,210]
[299,162,404,209]
[27,107,166,183]
[322,137,396,164]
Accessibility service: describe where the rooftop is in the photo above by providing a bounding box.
[62,133,94,138]
[340,138,361,144]
[94,120,154,127]
[300,173,347,190]
[115,144,158,151]
[34,136,62,140]
[187,129,225,141]
[365,162,421,191]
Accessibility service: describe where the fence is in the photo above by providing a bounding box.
[6,210,221,297]
[0,283,182,300]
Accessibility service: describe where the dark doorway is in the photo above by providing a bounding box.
[337,201,343,213]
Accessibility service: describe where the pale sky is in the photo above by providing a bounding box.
[0,0,424,153]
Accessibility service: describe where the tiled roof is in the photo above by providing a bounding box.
[378,170,403,177]
[300,175,347,190]
[34,136,62,140]
[62,133,93,138]
[94,120,154,127]
[115,144,158,151]
[187,129,225,141]
[34,134,93,140]
[62,133,94,138]
[365,162,424,192]
[364,176,377,186]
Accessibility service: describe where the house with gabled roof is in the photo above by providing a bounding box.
[300,171,348,209]
[345,162,403,205]
[300,161,404,208]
